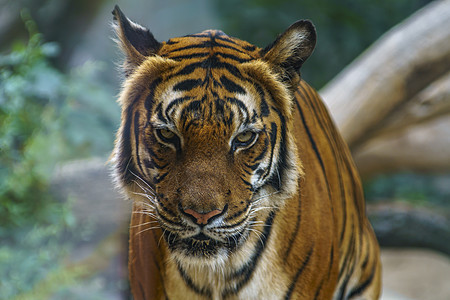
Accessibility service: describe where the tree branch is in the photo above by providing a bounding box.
[368,202,450,255]
[371,71,450,137]
[353,116,450,179]
[320,0,450,149]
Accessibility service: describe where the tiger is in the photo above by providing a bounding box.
[110,5,381,300]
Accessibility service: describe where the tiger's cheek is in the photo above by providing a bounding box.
[236,133,270,187]
[141,130,179,208]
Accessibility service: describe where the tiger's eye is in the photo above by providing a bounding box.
[236,131,254,143]
[160,129,175,139]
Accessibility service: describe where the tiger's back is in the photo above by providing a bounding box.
[111,6,381,299]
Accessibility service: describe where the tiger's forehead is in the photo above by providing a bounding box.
[148,30,265,131]
[154,78,262,134]
[158,29,261,61]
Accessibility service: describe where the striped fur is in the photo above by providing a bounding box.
[111,6,381,300]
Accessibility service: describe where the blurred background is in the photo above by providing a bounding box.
[0,0,448,299]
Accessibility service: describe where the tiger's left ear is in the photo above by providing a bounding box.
[112,5,161,75]
[262,20,316,86]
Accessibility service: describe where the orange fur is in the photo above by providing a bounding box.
[111,6,381,299]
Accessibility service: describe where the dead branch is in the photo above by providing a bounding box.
[320,0,450,150]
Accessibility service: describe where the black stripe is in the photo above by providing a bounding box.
[155,103,168,123]
[294,92,327,178]
[227,97,250,124]
[165,96,192,118]
[222,211,277,297]
[153,172,169,184]
[242,44,256,51]
[156,203,178,219]
[240,177,253,188]
[283,198,301,260]
[313,278,325,300]
[176,262,212,297]
[227,97,249,114]
[217,52,251,63]
[244,162,260,171]
[294,97,333,203]
[337,227,357,300]
[185,99,202,112]
[212,42,248,55]
[297,86,347,239]
[347,264,376,298]
[220,75,246,94]
[223,203,250,223]
[173,79,202,92]
[203,56,244,79]
[260,122,277,184]
[242,167,252,175]
[214,98,225,117]
[165,42,211,53]
[165,39,178,45]
[138,282,146,300]
[266,106,288,191]
[327,245,334,280]
[252,133,269,162]
[297,85,351,245]
[215,35,238,45]
[339,226,355,279]
[145,78,162,113]
[222,213,249,228]
[167,40,247,56]
[253,82,270,117]
[146,144,163,163]
[284,246,314,299]
[169,52,209,61]
[118,104,137,185]
[361,249,370,270]
[173,62,203,77]
[133,111,145,175]
[144,158,168,170]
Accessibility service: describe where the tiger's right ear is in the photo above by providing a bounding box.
[112,5,161,74]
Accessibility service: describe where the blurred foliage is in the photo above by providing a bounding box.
[0,10,119,229]
[364,173,450,208]
[212,0,433,88]
[0,9,120,299]
[0,213,75,299]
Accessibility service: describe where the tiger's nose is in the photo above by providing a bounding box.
[183,208,223,225]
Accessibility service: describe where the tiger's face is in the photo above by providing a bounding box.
[126,53,292,262]
[112,8,316,263]
[148,80,264,259]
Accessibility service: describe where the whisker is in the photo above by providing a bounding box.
[140,201,156,208]
[230,234,238,248]
[248,220,265,226]
[135,225,162,236]
[247,228,266,247]
[132,180,156,197]
[138,203,158,213]
[130,220,159,228]
[129,169,155,193]
[132,192,157,205]
[252,190,280,204]
[132,211,158,219]
[251,206,278,213]
[159,229,167,247]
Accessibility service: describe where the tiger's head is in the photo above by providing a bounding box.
[111,6,316,264]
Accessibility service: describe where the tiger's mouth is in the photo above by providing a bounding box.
[163,230,246,258]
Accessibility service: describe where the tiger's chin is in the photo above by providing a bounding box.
[163,230,247,265]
